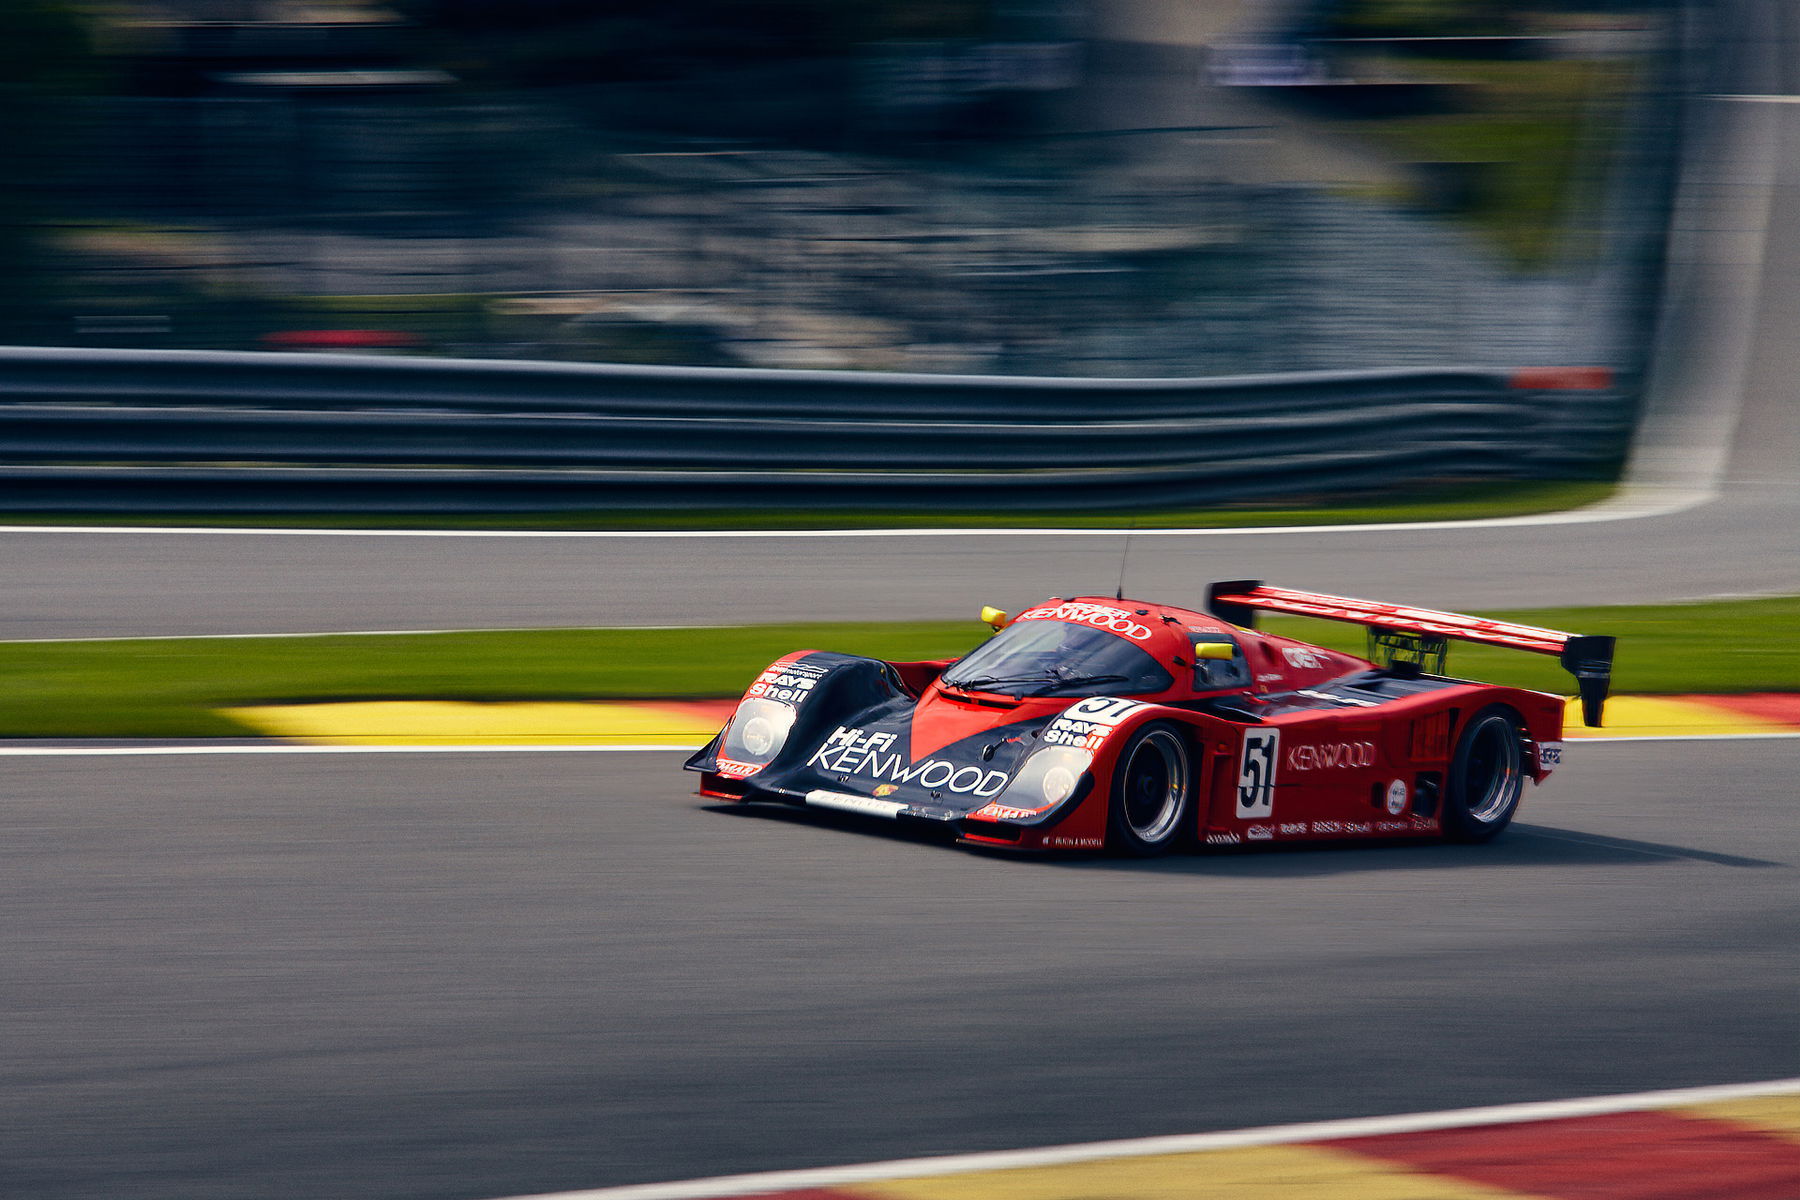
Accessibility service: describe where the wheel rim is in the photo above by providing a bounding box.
[1122,730,1187,842]
[1463,716,1523,823]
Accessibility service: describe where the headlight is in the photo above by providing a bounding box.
[741,715,780,757]
[996,744,1092,814]
[721,698,796,765]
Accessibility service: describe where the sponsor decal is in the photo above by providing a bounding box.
[1375,819,1412,833]
[1286,741,1376,772]
[1538,741,1564,769]
[1204,831,1242,845]
[1015,602,1154,642]
[1409,815,1441,831]
[1279,822,1308,835]
[873,784,898,797]
[1298,689,1379,708]
[746,666,822,706]
[804,790,906,819]
[716,758,763,780]
[900,805,960,822]
[1255,672,1284,684]
[1343,821,1373,834]
[1250,595,1561,649]
[973,802,1042,821]
[1041,696,1147,752]
[1311,820,1342,834]
[1245,824,1274,841]
[805,726,1010,797]
[1236,728,1279,818]
[1282,647,1324,670]
[1047,836,1104,849]
[1385,779,1409,815]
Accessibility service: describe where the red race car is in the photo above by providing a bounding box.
[685,582,1614,855]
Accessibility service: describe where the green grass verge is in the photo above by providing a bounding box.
[0,479,1612,531]
[1341,56,1635,265]
[6,594,1799,738]
[0,624,972,738]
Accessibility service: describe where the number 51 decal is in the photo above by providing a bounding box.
[1236,729,1279,818]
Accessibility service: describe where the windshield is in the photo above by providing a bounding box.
[941,620,1175,697]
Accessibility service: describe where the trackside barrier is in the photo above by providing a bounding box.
[0,348,1629,511]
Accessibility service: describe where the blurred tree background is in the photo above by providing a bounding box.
[391,0,993,85]
[1,1,1671,376]
[0,0,103,342]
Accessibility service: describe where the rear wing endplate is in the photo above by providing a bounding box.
[1207,580,1616,727]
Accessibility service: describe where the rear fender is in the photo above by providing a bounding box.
[1475,687,1567,782]
[1360,686,1565,813]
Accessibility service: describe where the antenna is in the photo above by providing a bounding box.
[1114,514,1139,601]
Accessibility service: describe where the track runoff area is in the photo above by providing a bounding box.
[4,692,1799,754]
[485,1078,1800,1200]
[187,692,1800,748]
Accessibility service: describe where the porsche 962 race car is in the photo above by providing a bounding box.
[685,583,1615,855]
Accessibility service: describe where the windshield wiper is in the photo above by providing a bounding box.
[1031,672,1132,695]
[944,672,1057,692]
[946,670,1134,697]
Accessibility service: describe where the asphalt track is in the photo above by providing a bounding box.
[2,740,1795,1200]
[7,488,1792,639]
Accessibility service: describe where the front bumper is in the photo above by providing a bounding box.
[695,772,1089,851]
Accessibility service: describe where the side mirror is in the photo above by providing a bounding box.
[980,606,1010,632]
[1194,641,1237,661]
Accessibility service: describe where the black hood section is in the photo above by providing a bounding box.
[783,709,1050,814]
[693,651,1064,816]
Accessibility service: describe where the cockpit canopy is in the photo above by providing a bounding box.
[941,618,1175,697]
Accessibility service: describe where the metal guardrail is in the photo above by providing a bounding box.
[0,347,1632,511]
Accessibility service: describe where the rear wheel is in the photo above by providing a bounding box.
[1445,705,1526,842]
[1107,723,1192,856]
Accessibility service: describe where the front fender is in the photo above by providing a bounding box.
[685,651,910,784]
[976,697,1238,851]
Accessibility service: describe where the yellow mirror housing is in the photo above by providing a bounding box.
[980,606,1011,631]
[1194,641,1237,661]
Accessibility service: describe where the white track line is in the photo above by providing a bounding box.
[480,1077,1800,1200]
[4,731,1800,756]
[0,484,1712,539]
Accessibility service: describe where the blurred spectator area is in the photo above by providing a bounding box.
[14,0,1668,377]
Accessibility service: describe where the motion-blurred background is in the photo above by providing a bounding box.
[7,0,1669,377]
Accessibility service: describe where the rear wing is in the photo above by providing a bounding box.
[1207,581,1616,727]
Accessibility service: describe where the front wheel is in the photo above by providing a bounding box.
[1107,722,1193,856]
[1444,705,1526,842]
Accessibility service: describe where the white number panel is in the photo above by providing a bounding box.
[1236,728,1279,819]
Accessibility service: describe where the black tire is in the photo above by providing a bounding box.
[1444,705,1527,842]
[1107,722,1193,856]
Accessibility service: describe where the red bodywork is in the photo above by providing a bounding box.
[691,585,1603,854]
[956,594,1566,851]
